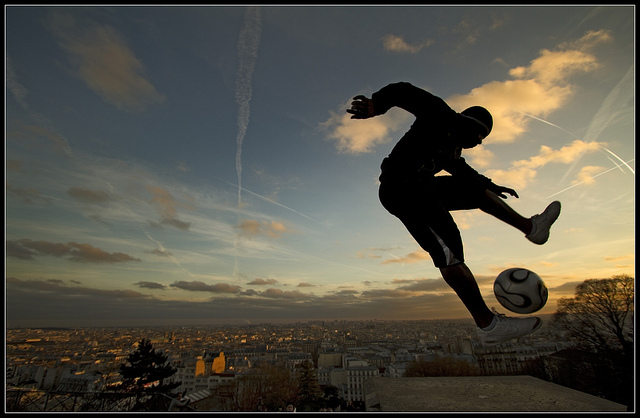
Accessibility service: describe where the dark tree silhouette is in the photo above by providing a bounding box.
[554,275,633,358]
[296,360,323,411]
[118,338,180,395]
[548,275,634,410]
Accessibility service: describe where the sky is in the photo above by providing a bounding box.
[5,5,635,328]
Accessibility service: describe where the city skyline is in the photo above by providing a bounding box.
[5,6,635,328]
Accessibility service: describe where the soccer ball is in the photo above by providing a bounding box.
[493,268,548,314]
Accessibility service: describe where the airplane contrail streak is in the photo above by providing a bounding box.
[602,147,635,174]
[546,159,635,198]
[513,109,580,139]
[213,176,323,225]
[145,233,194,277]
[235,7,262,208]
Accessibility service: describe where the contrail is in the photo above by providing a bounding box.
[515,109,634,176]
[235,7,262,208]
[213,175,323,225]
[602,147,634,174]
[546,159,635,198]
[514,65,634,178]
[513,66,634,199]
[513,109,580,139]
[145,233,194,277]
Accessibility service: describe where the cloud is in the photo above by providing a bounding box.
[48,12,165,112]
[2,274,542,328]
[322,104,411,154]
[147,185,192,231]
[463,145,496,170]
[297,282,315,288]
[449,13,506,51]
[6,56,74,157]
[325,30,610,152]
[258,288,311,300]
[6,183,51,205]
[8,123,73,157]
[572,166,605,185]
[6,55,29,109]
[6,239,141,263]
[147,248,173,257]
[134,281,167,290]
[604,254,634,263]
[392,277,451,292]
[7,277,150,299]
[382,34,433,54]
[68,187,113,204]
[236,219,292,239]
[447,30,611,144]
[485,139,603,189]
[248,278,279,286]
[170,281,242,294]
[356,251,382,260]
[381,250,431,265]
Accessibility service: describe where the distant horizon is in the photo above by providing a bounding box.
[7,313,563,331]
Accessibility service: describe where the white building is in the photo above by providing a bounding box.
[318,364,380,403]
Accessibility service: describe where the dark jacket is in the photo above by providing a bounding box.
[373,82,496,190]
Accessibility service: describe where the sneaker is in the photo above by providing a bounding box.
[477,312,542,346]
[526,201,561,245]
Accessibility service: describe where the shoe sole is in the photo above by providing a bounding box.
[481,318,543,346]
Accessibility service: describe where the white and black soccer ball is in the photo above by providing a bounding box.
[493,268,548,314]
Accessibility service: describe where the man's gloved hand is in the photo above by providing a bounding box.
[490,184,519,199]
[347,95,375,119]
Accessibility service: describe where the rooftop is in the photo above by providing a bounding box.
[364,375,627,412]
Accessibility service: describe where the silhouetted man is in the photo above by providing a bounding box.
[348,82,560,345]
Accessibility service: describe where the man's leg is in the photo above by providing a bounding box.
[479,190,561,245]
[440,263,494,329]
[478,189,532,234]
[441,262,543,345]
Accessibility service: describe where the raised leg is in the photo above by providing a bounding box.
[440,263,494,329]
[478,190,532,235]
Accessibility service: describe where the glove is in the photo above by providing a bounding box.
[347,95,376,119]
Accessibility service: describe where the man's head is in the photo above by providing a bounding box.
[461,106,493,137]
[456,106,493,148]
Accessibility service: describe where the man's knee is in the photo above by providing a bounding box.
[437,258,465,269]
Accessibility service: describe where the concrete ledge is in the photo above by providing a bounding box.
[364,376,627,412]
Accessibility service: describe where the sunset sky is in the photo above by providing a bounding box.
[5,5,635,328]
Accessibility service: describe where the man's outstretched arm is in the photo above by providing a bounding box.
[347,82,453,120]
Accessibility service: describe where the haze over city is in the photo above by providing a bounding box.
[5,5,635,328]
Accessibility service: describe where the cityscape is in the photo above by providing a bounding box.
[5,315,596,412]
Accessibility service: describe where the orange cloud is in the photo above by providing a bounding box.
[6,239,140,263]
[485,139,603,189]
[146,185,192,231]
[326,30,612,152]
[382,34,433,54]
[49,13,165,112]
[381,250,431,265]
[237,219,292,239]
[68,187,112,204]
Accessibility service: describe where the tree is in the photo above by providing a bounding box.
[118,338,180,395]
[552,275,634,410]
[554,275,633,358]
[295,360,323,411]
[214,362,298,411]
